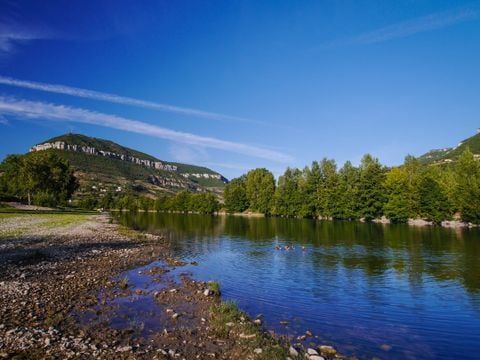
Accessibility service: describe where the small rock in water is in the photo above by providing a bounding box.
[169,288,177,293]
[280,320,289,326]
[171,313,180,319]
[318,345,336,356]
[297,335,307,341]
[380,344,392,351]
[254,348,262,354]
[166,308,174,314]
[307,348,319,355]
[306,330,313,337]
[253,319,262,325]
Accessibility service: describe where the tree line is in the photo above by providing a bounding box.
[2,148,479,223]
[224,149,480,224]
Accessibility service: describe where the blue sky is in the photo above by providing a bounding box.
[0,0,479,179]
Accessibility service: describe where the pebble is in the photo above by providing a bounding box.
[203,289,211,296]
[172,313,180,319]
[253,319,262,325]
[117,346,132,352]
[254,348,262,354]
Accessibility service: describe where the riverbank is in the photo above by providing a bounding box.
[0,213,339,359]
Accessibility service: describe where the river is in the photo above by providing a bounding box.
[116,212,480,359]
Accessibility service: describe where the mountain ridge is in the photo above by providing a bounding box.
[29,133,228,197]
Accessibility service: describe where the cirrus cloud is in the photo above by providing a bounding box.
[0,96,293,163]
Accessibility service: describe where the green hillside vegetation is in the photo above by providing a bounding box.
[35,133,227,189]
[418,132,480,165]
[47,133,158,161]
[46,133,223,178]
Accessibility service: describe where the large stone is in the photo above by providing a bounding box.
[289,346,299,357]
[307,348,319,355]
[319,345,336,356]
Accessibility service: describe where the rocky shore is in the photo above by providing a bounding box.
[0,213,341,359]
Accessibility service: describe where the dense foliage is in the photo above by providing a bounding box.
[223,149,480,224]
[0,152,78,207]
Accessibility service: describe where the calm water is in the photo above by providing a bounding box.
[117,212,480,359]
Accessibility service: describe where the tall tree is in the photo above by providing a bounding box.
[298,162,321,218]
[417,169,452,224]
[357,154,386,221]
[274,167,302,217]
[317,158,339,218]
[455,148,480,224]
[223,176,248,213]
[335,161,359,220]
[245,168,275,214]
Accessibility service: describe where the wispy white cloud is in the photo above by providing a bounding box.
[168,144,209,164]
[0,22,52,57]
[0,75,259,124]
[0,96,293,163]
[330,5,479,46]
[0,114,8,125]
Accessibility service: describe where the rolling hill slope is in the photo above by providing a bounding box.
[418,130,480,165]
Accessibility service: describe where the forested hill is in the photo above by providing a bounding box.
[29,133,228,196]
[418,131,480,165]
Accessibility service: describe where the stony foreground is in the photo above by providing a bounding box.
[0,213,340,360]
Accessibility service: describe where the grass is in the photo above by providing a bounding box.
[118,278,129,289]
[0,213,93,239]
[209,301,288,359]
[208,280,221,295]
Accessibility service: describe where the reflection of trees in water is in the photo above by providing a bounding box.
[117,212,480,295]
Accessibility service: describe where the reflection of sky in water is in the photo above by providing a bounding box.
[117,213,480,359]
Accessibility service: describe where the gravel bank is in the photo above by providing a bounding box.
[0,213,310,359]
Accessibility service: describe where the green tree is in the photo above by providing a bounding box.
[274,167,302,217]
[417,170,452,224]
[317,158,339,218]
[357,154,386,221]
[223,176,248,213]
[0,151,78,206]
[245,168,275,214]
[172,191,191,212]
[138,196,154,212]
[383,167,410,223]
[334,161,359,220]
[98,192,114,210]
[455,148,480,223]
[191,193,220,214]
[298,162,321,218]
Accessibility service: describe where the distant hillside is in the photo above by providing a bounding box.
[29,133,228,197]
[418,130,480,165]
